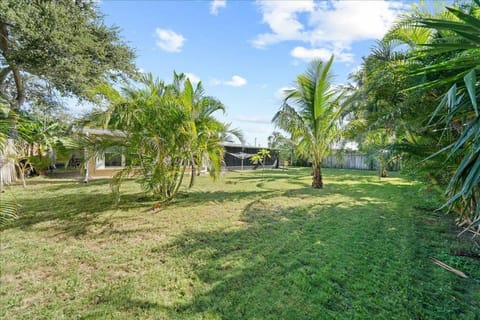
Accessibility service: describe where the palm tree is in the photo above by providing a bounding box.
[0,103,19,225]
[92,73,235,202]
[413,1,480,233]
[250,148,271,177]
[273,56,341,188]
[169,72,228,188]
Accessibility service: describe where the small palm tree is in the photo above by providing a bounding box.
[91,73,236,202]
[251,148,271,175]
[273,56,341,188]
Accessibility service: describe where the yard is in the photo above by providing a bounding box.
[1,168,480,319]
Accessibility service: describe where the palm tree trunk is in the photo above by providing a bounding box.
[173,162,188,196]
[380,168,388,177]
[312,163,323,188]
[189,164,196,188]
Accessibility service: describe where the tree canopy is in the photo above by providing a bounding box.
[341,0,480,235]
[273,56,342,188]
[0,0,135,109]
[89,73,238,202]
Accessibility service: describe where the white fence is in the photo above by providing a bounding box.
[322,153,400,171]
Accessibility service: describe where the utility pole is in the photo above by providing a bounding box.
[241,144,244,170]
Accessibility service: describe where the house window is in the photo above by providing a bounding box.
[96,147,124,169]
[105,151,122,167]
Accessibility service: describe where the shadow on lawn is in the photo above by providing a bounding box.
[5,170,480,318]
[154,195,480,319]
[80,279,165,319]
[4,171,415,239]
[3,183,150,237]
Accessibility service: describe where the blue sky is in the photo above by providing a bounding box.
[90,0,415,147]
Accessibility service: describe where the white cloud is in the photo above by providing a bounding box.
[253,0,405,62]
[226,75,247,87]
[211,75,247,87]
[210,0,226,15]
[274,86,295,101]
[241,123,274,147]
[155,28,186,53]
[185,73,201,84]
[252,0,314,49]
[290,46,353,63]
[308,1,403,46]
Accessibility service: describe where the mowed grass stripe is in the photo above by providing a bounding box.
[1,168,479,319]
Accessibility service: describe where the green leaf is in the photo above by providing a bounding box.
[446,6,480,32]
[0,198,19,226]
[464,69,478,116]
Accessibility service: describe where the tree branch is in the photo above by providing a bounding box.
[0,20,25,109]
[0,66,11,86]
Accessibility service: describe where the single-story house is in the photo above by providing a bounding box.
[72,128,276,180]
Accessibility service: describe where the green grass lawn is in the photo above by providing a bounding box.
[1,168,480,319]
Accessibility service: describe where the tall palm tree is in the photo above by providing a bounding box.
[273,56,341,188]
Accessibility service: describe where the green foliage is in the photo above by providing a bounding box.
[343,0,480,234]
[273,56,342,188]
[0,0,135,109]
[268,131,306,166]
[93,73,236,202]
[1,170,479,318]
[250,149,271,165]
[251,148,271,177]
[0,0,135,187]
[340,2,472,186]
[0,192,18,226]
[414,1,480,231]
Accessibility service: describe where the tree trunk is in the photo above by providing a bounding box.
[0,20,25,109]
[380,166,388,178]
[312,164,323,188]
[189,164,196,189]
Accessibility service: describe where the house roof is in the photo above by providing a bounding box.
[72,127,127,137]
[73,128,269,149]
[221,142,268,149]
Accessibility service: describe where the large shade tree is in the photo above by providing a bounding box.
[0,0,135,109]
[0,0,135,188]
[273,57,341,188]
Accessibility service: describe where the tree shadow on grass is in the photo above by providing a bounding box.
[172,190,268,208]
[4,174,415,239]
[80,278,164,319]
[2,188,153,237]
[154,197,480,319]
[227,168,307,181]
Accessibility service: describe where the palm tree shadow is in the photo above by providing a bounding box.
[3,186,152,237]
[155,196,478,319]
